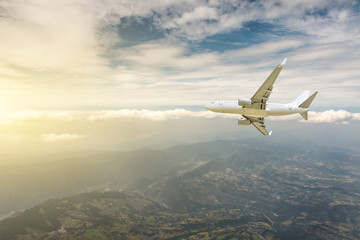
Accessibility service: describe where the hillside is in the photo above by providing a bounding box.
[0,139,304,217]
[1,139,360,239]
[0,191,279,240]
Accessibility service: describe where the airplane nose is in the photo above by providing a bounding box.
[205,104,211,110]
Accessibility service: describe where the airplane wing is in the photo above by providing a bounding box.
[251,58,287,109]
[245,116,272,136]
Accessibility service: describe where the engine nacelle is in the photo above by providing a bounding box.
[238,117,251,125]
[238,98,252,107]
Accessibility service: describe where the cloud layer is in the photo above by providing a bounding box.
[0,108,359,164]
[1,109,359,124]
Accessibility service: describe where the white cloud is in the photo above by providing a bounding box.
[0,0,107,74]
[1,109,359,124]
[87,109,222,121]
[269,110,360,124]
[2,109,223,123]
[0,0,359,111]
[352,113,360,120]
[307,110,355,123]
[1,108,359,159]
[116,42,220,71]
[41,133,84,142]
[173,6,217,26]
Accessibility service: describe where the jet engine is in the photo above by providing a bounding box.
[238,98,252,107]
[238,117,251,125]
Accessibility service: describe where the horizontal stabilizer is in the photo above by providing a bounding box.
[299,91,318,109]
[300,111,308,120]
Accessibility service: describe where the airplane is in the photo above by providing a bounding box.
[205,58,318,136]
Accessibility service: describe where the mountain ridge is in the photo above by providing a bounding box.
[1,138,360,239]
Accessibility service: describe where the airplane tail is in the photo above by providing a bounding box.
[298,91,318,120]
[299,111,308,120]
[291,90,310,106]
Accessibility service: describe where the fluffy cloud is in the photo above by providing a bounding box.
[69,109,360,124]
[1,109,359,124]
[1,108,359,161]
[0,0,108,75]
[86,109,222,121]
[269,110,360,124]
[307,110,355,123]
[352,113,360,120]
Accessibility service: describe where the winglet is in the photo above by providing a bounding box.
[280,57,287,66]
[269,131,273,136]
[299,91,318,109]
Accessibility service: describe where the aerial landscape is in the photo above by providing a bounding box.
[0,0,360,239]
[1,140,360,239]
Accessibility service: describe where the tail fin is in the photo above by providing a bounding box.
[291,90,310,106]
[299,91,318,120]
[299,91,318,108]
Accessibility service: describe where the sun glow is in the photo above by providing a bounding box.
[0,101,13,116]
[0,95,8,114]
[0,101,11,114]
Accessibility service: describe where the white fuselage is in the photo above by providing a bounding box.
[205,101,306,118]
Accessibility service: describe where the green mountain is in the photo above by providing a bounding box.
[0,191,279,240]
[144,141,360,211]
[1,138,299,217]
[1,139,360,239]
[0,145,203,217]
